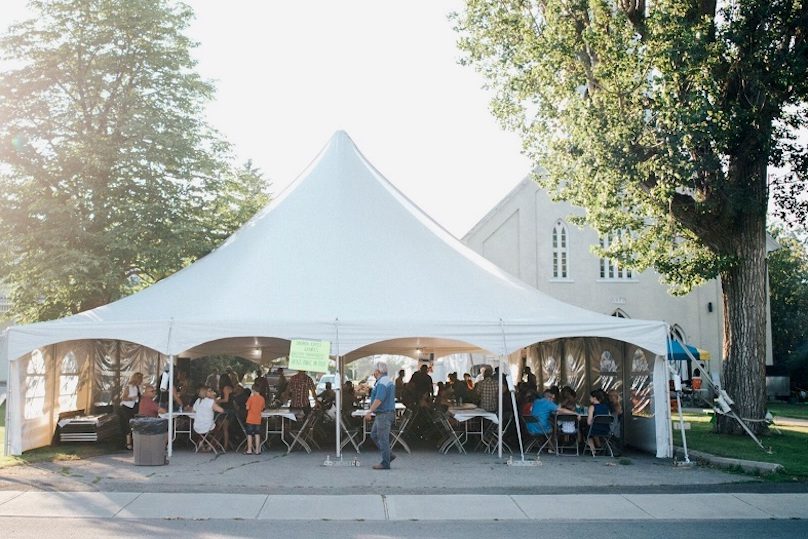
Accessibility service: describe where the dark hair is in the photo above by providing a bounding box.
[590,389,607,403]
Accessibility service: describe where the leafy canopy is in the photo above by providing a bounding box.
[454,0,808,293]
[0,0,270,322]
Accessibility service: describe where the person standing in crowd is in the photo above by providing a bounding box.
[119,371,143,450]
[395,369,406,400]
[364,361,397,470]
[408,364,433,403]
[245,384,265,455]
[523,366,538,390]
[205,368,220,390]
[253,368,269,400]
[288,370,316,415]
[475,369,499,412]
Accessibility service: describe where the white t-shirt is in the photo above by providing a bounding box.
[121,384,140,409]
[193,397,216,433]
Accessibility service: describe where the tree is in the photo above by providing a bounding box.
[454,1,808,433]
[0,0,269,322]
[768,227,808,389]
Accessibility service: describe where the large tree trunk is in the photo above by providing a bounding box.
[717,160,769,435]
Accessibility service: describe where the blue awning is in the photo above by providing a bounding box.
[667,340,700,361]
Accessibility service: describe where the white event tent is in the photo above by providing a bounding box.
[3,131,672,458]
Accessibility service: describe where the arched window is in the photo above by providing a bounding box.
[552,220,569,279]
[599,232,634,280]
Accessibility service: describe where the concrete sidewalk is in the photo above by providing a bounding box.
[0,491,805,520]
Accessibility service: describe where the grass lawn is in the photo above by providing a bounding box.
[0,402,120,469]
[673,411,808,479]
[767,402,808,420]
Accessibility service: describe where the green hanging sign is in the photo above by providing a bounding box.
[288,339,331,373]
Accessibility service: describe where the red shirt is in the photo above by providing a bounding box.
[138,398,160,417]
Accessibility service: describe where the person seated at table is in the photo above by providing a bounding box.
[585,389,612,454]
[449,372,469,404]
[342,380,359,411]
[317,382,336,410]
[192,386,225,448]
[474,369,499,412]
[435,382,450,410]
[245,384,265,455]
[137,385,166,417]
[528,389,576,437]
[463,373,474,392]
[518,386,537,416]
[559,386,577,411]
[606,388,623,445]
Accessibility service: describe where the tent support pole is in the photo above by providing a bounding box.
[334,319,342,460]
[4,337,11,456]
[497,355,503,459]
[167,354,175,459]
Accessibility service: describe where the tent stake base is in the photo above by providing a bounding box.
[323,456,360,467]
[506,456,543,467]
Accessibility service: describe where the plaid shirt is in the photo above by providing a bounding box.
[476,377,499,412]
[288,372,315,408]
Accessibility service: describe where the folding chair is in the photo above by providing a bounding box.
[584,415,615,457]
[391,408,414,454]
[434,409,466,454]
[195,421,226,455]
[522,415,554,455]
[480,414,513,454]
[233,412,254,453]
[340,411,362,452]
[554,413,580,456]
[287,411,316,453]
[302,408,325,450]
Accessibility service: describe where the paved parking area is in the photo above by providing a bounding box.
[0,448,752,495]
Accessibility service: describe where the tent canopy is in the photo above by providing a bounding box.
[5,131,668,363]
[667,340,700,362]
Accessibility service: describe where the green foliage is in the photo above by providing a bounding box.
[0,0,270,322]
[454,0,807,293]
[768,227,808,387]
[672,412,808,478]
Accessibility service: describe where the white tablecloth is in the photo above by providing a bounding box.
[448,407,499,424]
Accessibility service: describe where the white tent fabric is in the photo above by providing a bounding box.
[4,131,671,457]
[5,131,668,362]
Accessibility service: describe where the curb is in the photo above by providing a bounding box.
[674,446,784,474]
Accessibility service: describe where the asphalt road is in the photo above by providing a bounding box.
[0,518,803,538]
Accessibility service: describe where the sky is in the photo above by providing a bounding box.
[2,1,532,238]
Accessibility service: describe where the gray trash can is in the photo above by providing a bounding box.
[130,417,168,466]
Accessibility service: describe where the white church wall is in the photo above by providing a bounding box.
[464,178,740,382]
